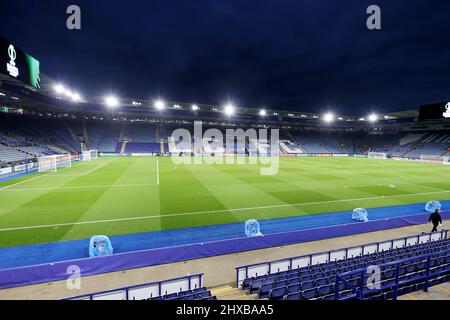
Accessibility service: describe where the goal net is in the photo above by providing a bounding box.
[38,154,72,172]
[368,152,387,159]
[420,154,449,164]
[82,150,98,161]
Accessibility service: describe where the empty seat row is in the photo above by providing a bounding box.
[149,287,217,301]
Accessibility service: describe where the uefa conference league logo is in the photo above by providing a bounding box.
[6,44,19,78]
[443,103,450,118]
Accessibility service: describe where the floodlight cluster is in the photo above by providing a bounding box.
[154,100,165,110]
[53,83,82,102]
[104,95,119,108]
[50,83,384,122]
[224,104,235,116]
[323,112,334,123]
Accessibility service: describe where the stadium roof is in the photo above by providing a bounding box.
[0,73,420,123]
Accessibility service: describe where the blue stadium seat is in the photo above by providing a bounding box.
[269,286,287,300]
[284,291,302,300]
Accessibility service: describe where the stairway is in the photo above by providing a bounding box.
[210,285,259,300]
[120,141,128,153]
[63,120,79,147]
[82,121,89,148]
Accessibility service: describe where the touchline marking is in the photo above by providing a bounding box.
[0,189,449,232]
[0,183,158,192]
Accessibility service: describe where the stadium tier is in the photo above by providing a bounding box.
[0,112,449,164]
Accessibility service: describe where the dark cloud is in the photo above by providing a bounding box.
[0,0,449,114]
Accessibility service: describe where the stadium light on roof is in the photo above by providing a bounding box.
[259,109,267,116]
[224,104,235,116]
[323,112,334,123]
[192,104,199,111]
[368,114,378,122]
[104,95,119,108]
[53,84,66,94]
[71,92,81,102]
[154,100,165,110]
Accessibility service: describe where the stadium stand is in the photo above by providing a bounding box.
[239,231,449,300]
[0,112,449,159]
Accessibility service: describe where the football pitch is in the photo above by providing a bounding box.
[0,156,449,247]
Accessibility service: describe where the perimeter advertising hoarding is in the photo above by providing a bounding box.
[0,36,40,89]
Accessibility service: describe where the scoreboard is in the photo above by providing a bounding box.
[418,102,450,121]
[0,36,40,89]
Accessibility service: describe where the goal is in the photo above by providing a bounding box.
[82,150,98,161]
[420,154,449,164]
[38,154,72,172]
[368,152,387,159]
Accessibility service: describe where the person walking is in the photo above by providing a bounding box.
[429,208,443,232]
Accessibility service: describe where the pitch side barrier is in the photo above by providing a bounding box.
[97,152,352,157]
[235,230,448,287]
[335,248,450,300]
[64,273,203,300]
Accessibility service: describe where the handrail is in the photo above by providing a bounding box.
[64,273,204,300]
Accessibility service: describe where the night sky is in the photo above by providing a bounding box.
[0,0,449,115]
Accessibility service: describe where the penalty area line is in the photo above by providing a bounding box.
[0,189,450,232]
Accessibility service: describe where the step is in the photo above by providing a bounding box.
[210,285,259,300]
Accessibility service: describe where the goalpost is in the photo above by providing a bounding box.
[420,154,449,164]
[368,152,387,159]
[82,150,98,161]
[38,154,72,172]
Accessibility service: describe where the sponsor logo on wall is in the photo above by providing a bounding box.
[6,44,19,77]
[443,102,450,118]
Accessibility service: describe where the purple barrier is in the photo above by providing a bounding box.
[0,212,448,289]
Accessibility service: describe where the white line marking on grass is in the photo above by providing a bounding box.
[156,159,160,185]
[81,160,112,175]
[1,189,450,232]
[0,183,158,192]
[53,160,112,176]
[0,172,52,191]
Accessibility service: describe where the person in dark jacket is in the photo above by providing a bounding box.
[429,209,442,232]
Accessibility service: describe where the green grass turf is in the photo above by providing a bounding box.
[0,156,449,247]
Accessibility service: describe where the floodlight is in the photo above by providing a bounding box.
[155,100,165,110]
[105,95,119,108]
[224,104,235,116]
[54,84,65,94]
[368,114,378,122]
[71,92,81,102]
[192,104,199,111]
[323,112,334,122]
[259,109,267,116]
